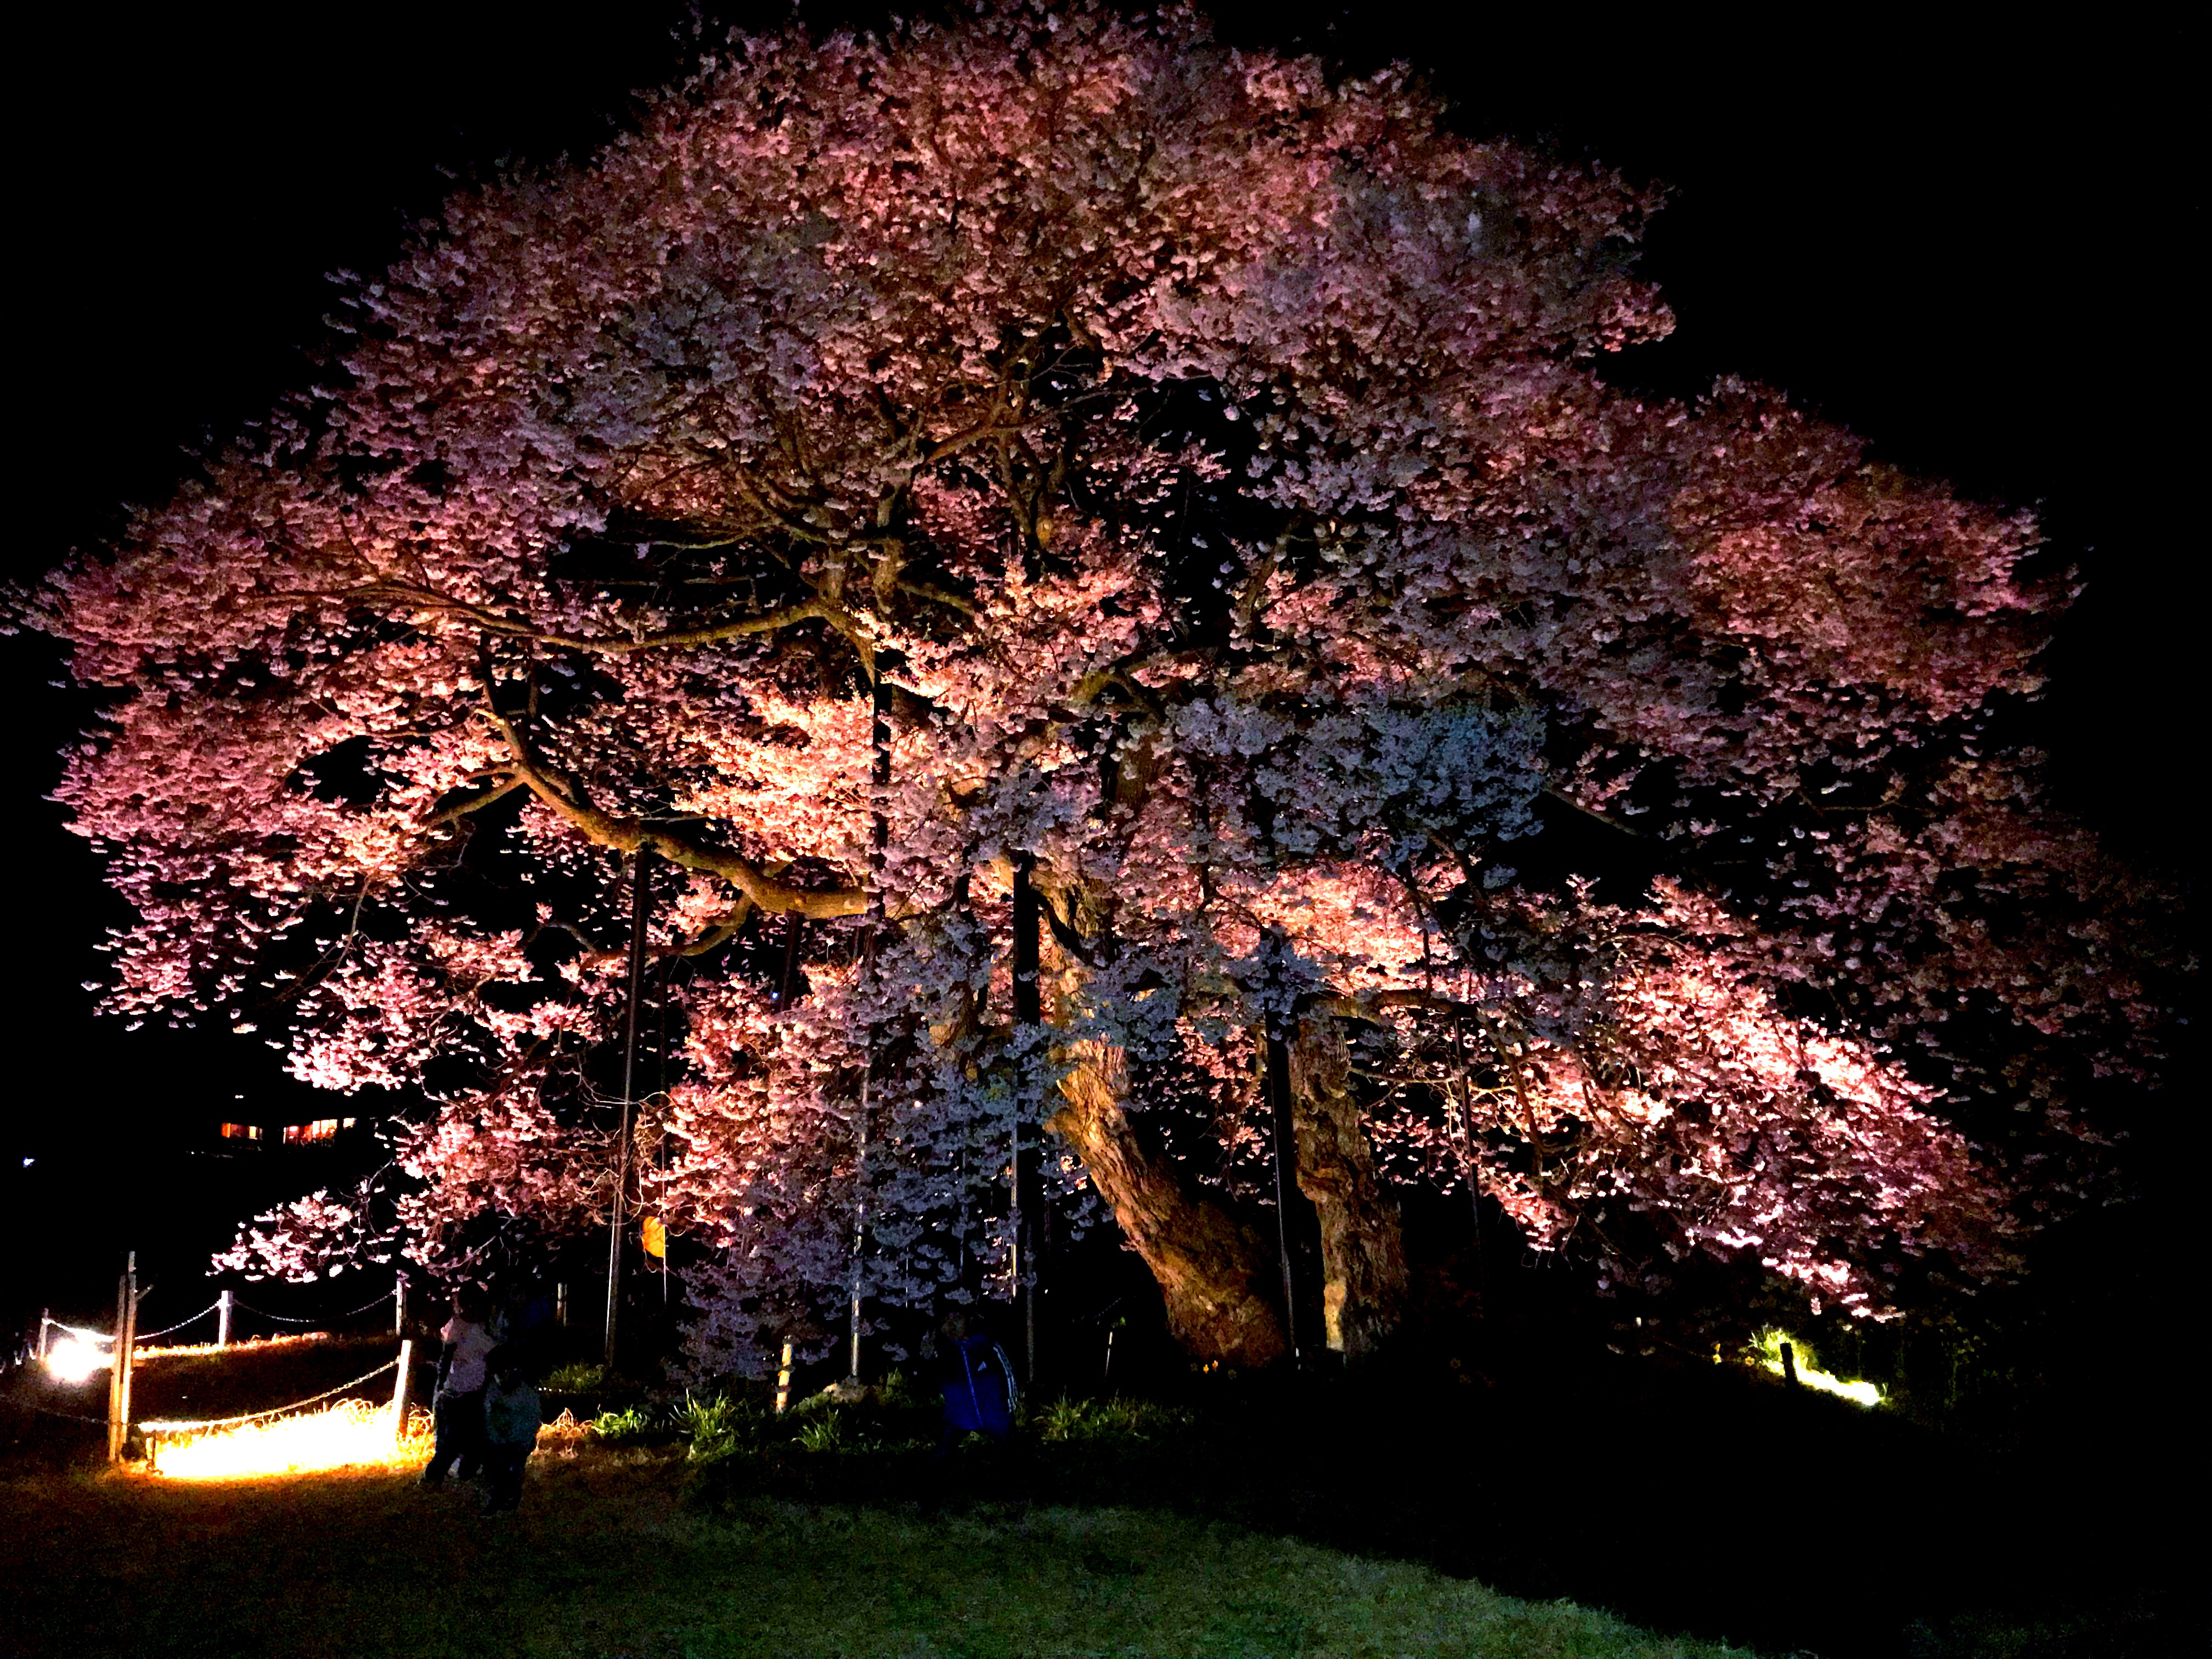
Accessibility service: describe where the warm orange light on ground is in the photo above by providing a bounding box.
[148,1401,432,1480]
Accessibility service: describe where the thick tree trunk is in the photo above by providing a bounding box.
[1289,1014,1409,1357]
[1046,1040,1288,1368]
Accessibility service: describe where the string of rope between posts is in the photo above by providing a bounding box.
[7,1400,110,1424]
[133,1302,223,1342]
[138,1356,401,1433]
[234,1286,394,1324]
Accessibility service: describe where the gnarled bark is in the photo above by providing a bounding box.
[1290,1014,1409,1357]
[1047,1040,1287,1367]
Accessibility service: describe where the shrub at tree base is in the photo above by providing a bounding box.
[38,1,2179,1367]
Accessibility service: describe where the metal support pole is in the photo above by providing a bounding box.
[847,659,894,1386]
[1010,851,1041,1387]
[556,1282,569,1328]
[217,1288,233,1348]
[1264,1014,1304,1368]
[849,1071,870,1383]
[605,847,653,1370]
[776,913,805,1008]
[393,1277,406,1338]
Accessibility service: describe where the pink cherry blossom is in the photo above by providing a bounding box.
[51,3,2173,1361]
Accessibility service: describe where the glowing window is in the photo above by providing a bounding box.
[219,1122,262,1141]
[283,1119,342,1144]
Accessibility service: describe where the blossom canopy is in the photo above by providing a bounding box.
[43,2,2169,1362]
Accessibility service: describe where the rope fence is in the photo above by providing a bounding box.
[8,1400,109,1424]
[25,1269,419,1474]
[133,1302,222,1343]
[138,1356,402,1434]
[39,1283,399,1350]
[233,1286,396,1325]
[232,1304,323,1325]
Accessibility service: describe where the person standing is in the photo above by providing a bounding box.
[921,1307,1022,1516]
[420,1283,496,1487]
[479,1346,541,1515]
[935,1307,1017,1449]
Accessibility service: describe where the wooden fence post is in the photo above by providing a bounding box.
[108,1252,137,1463]
[120,1256,138,1455]
[106,1275,122,1459]
[393,1277,407,1338]
[37,1309,49,1360]
[391,1338,414,1443]
[217,1289,234,1348]
[775,1338,794,1415]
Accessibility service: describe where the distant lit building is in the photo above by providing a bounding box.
[215,1118,358,1147]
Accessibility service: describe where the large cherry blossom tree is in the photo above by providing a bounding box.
[40,3,2170,1369]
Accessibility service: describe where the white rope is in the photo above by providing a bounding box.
[8,1400,108,1424]
[46,1319,114,1345]
[138,1356,400,1434]
[331,1289,396,1319]
[234,1303,323,1325]
[134,1302,222,1342]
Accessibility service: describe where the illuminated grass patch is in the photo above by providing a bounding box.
[1747,1328,1884,1407]
[147,1400,431,1480]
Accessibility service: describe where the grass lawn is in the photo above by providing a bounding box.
[0,1443,1751,1659]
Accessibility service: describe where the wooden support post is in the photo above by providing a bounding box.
[393,1277,407,1338]
[106,1280,122,1460]
[37,1309,49,1360]
[120,1256,138,1455]
[217,1288,234,1348]
[1781,1340,1798,1386]
[556,1282,569,1327]
[391,1338,414,1442]
[775,1338,794,1415]
[605,848,653,1371]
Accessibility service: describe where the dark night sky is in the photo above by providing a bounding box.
[3,4,2196,1323]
